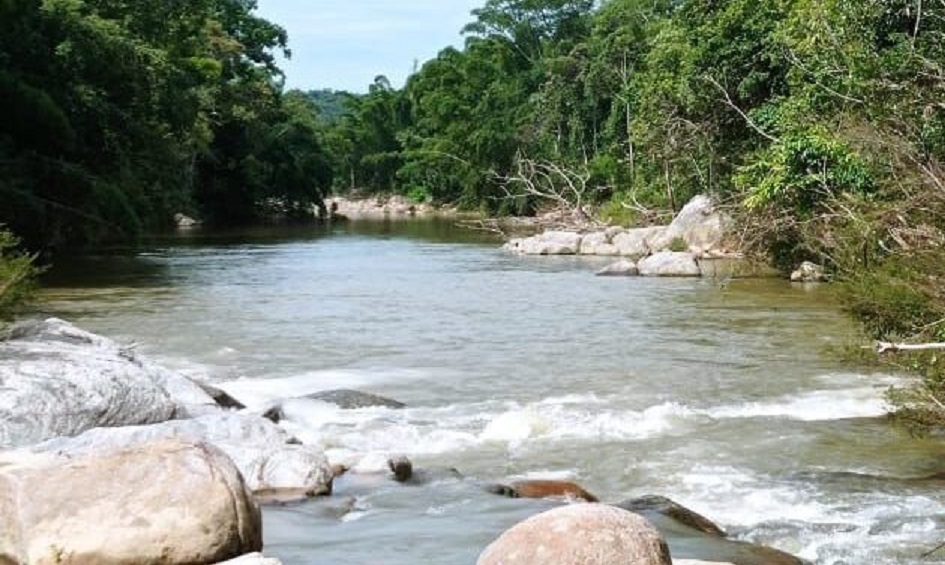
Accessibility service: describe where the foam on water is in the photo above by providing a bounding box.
[706,387,889,421]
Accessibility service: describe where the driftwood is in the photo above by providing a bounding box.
[876,341,945,354]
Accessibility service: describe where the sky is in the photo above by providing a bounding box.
[255,0,484,93]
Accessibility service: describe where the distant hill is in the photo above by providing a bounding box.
[305,89,358,124]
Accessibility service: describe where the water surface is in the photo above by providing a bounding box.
[38,219,945,564]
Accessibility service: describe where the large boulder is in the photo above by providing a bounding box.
[477,504,671,565]
[614,227,667,257]
[649,196,730,253]
[0,318,219,450]
[578,232,619,256]
[614,496,806,565]
[0,440,261,565]
[638,252,702,277]
[27,412,334,494]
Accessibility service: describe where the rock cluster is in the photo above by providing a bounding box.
[504,195,737,278]
[326,195,443,219]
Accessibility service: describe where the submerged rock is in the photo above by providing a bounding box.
[302,389,406,409]
[638,252,702,277]
[215,554,283,565]
[596,260,639,277]
[477,504,671,565]
[388,454,413,482]
[617,495,726,537]
[614,495,806,565]
[0,318,218,450]
[0,440,261,565]
[485,479,599,503]
[25,412,335,494]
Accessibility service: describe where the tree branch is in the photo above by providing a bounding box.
[704,75,781,143]
[876,341,945,354]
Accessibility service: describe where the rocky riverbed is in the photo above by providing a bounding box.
[0,317,811,565]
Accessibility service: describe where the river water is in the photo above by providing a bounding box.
[38,220,945,564]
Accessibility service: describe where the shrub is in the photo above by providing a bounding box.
[0,228,39,327]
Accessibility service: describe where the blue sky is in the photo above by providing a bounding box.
[256,0,483,93]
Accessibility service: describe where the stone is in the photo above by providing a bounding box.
[303,389,406,409]
[649,195,730,253]
[174,213,200,227]
[25,412,334,494]
[790,261,827,283]
[0,318,219,450]
[510,231,584,255]
[485,480,599,503]
[196,381,247,410]
[613,496,806,565]
[0,440,261,565]
[674,561,736,565]
[614,227,667,257]
[615,496,725,537]
[388,455,413,482]
[596,260,639,277]
[638,252,702,277]
[477,503,671,565]
[578,232,609,255]
[215,554,283,565]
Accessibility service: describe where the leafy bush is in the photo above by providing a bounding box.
[0,228,38,326]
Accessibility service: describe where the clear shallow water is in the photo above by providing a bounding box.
[37,220,945,564]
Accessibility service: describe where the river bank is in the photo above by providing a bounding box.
[10,220,942,564]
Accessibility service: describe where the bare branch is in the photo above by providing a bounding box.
[876,341,945,354]
[704,75,781,143]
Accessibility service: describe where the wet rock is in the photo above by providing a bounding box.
[25,412,334,494]
[615,495,726,537]
[477,503,671,565]
[790,261,826,283]
[215,554,282,565]
[0,440,261,565]
[614,495,806,565]
[196,381,246,410]
[388,454,413,482]
[596,260,639,277]
[485,479,599,503]
[0,318,219,450]
[638,252,702,277]
[261,404,284,423]
[303,389,406,409]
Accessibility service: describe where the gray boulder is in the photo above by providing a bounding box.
[638,252,702,277]
[596,260,640,277]
[507,231,584,255]
[0,318,219,449]
[649,195,730,253]
[614,227,667,257]
[26,412,334,494]
[0,440,261,565]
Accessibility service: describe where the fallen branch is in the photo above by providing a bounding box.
[876,341,945,354]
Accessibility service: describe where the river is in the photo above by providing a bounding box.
[37,219,945,564]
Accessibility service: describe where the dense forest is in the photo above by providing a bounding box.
[2,0,945,428]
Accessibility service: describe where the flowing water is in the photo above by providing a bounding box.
[37,220,945,564]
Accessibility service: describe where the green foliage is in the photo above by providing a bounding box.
[0,0,333,247]
[668,237,688,252]
[0,228,38,325]
[739,132,875,214]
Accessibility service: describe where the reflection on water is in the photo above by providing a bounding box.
[34,219,945,565]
